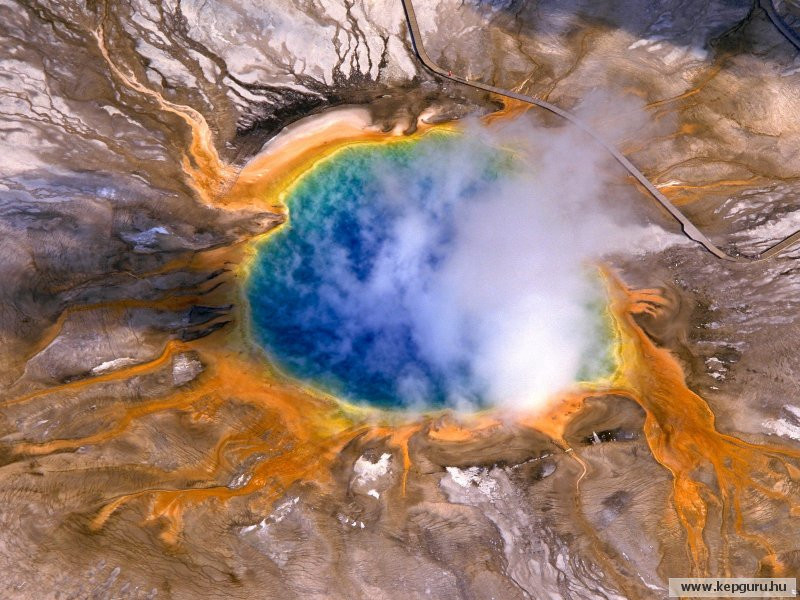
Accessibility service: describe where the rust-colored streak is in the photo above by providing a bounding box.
[11,260,800,574]
[9,90,799,579]
[82,339,353,542]
[622,122,702,156]
[645,60,726,110]
[25,296,201,362]
[426,415,503,442]
[656,176,764,205]
[603,270,800,575]
[93,25,234,204]
[14,389,201,456]
[6,339,188,408]
[482,96,532,124]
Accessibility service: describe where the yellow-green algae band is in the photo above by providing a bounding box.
[244,129,617,410]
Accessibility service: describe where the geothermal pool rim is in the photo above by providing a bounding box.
[400,0,800,263]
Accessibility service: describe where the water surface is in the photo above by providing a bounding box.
[247,133,612,409]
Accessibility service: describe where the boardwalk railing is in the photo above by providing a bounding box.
[400,0,800,262]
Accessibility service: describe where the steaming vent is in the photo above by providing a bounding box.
[247,119,667,411]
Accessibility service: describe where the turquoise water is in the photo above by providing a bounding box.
[246,133,613,410]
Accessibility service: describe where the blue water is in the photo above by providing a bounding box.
[246,133,614,409]
[247,134,509,408]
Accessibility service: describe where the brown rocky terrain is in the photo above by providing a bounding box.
[2,0,800,598]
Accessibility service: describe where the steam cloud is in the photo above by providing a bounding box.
[255,98,681,412]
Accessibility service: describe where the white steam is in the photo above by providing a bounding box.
[292,100,682,412]
[373,122,613,411]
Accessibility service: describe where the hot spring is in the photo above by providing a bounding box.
[246,128,616,410]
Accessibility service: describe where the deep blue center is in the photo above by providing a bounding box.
[246,134,504,408]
